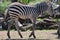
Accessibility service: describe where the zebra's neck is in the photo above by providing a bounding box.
[35,6,41,15]
[35,2,49,15]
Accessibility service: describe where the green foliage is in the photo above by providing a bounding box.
[58,0,60,4]
[18,0,33,4]
[21,0,29,4]
[0,1,10,14]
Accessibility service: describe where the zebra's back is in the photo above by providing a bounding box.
[7,2,39,19]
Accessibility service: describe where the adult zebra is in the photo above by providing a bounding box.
[49,1,60,38]
[53,5,60,38]
[4,1,51,38]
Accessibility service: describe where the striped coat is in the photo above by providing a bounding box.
[4,2,51,38]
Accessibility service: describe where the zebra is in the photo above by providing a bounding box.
[49,0,60,38]
[4,1,51,38]
[53,5,60,38]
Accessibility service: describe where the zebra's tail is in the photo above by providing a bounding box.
[4,9,10,22]
[4,9,8,20]
[3,9,9,26]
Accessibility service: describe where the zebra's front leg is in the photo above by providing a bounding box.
[14,19,23,38]
[29,18,36,38]
[29,26,36,38]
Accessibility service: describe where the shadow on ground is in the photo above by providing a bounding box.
[51,33,57,35]
[51,33,60,39]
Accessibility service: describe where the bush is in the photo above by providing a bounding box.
[0,1,10,14]
[18,0,34,4]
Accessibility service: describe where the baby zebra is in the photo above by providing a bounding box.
[4,1,51,38]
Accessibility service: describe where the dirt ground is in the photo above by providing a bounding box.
[0,30,60,40]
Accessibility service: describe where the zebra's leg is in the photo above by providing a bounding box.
[18,21,23,27]
[29,18,36,38]
[14,18,23,38]
[7,25,11,38]
[7,20,13,38]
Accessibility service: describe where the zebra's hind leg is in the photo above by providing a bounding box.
[29,18,36,38]
[14,19,23,38]
[7,25,11,39]
[7,20,13,39]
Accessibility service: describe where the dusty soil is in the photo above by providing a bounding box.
[0,30,60,40]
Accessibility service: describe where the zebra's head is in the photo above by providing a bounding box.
[35,1,52,13]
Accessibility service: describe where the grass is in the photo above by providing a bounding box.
[37,18,43,21]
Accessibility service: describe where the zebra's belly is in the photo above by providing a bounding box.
[19,15,31,19]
